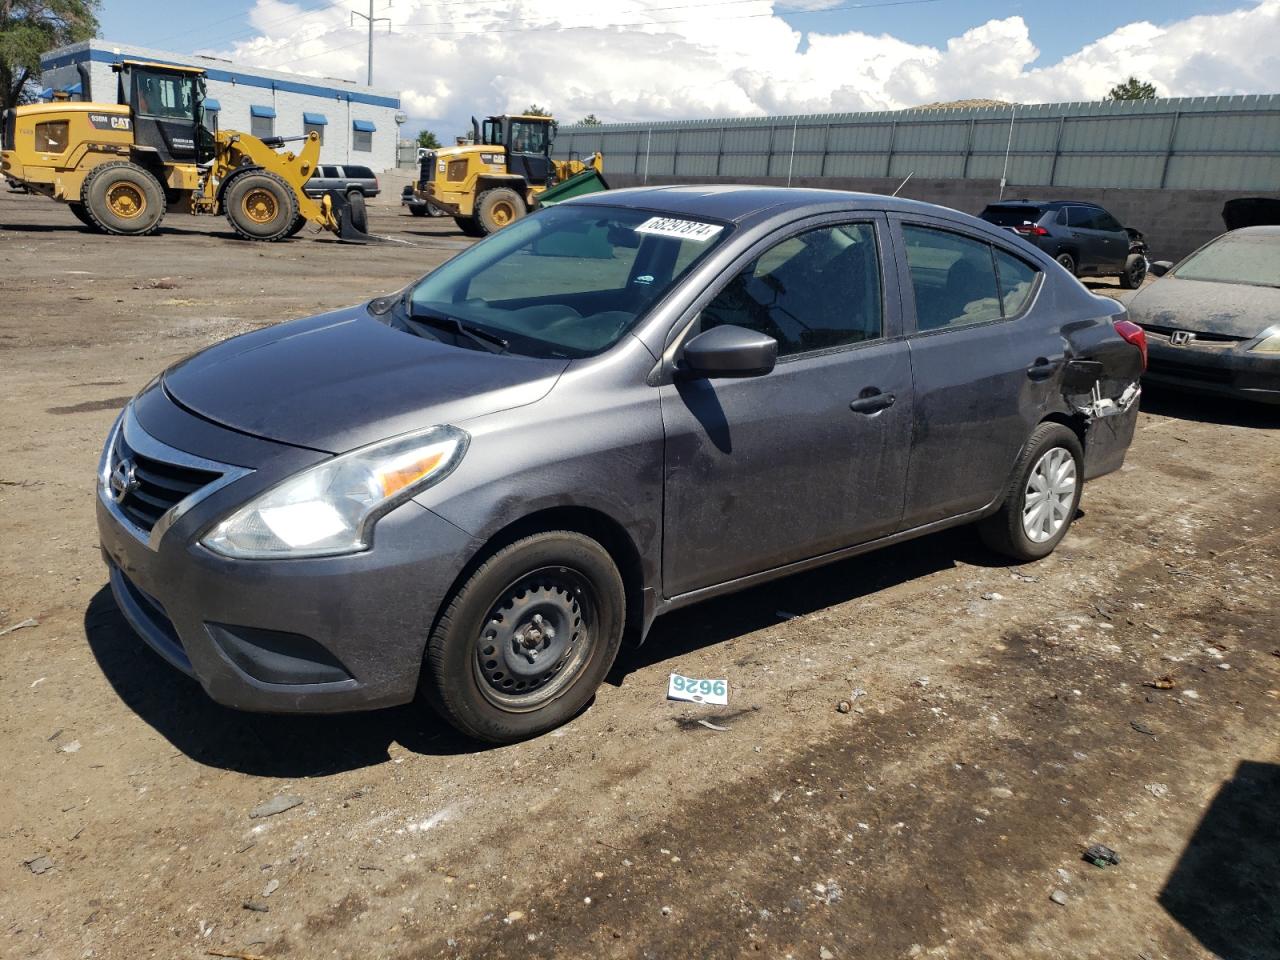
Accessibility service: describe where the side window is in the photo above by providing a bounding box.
[700,223,883,358]
[902,225,1001,331]
[993,248,1040,316]
[1072,206,1102,230]
[321,166,340,178]
[1094,211,1123,233]
[1056,208,1069,226]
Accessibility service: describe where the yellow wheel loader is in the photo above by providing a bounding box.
[0,61,371,242]
[415,114,608,236]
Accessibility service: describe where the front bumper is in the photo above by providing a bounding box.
[1144,338,1280,405]
[97,394,481,714]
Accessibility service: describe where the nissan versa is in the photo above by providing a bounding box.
[97,186,1146,743]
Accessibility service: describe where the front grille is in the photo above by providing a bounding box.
[1140,323,1246,345]
[109,430,222,533]
[1148,357,1234,384]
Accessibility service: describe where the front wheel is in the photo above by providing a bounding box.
[475,187,526,235]
[1120,253,1148,289]
[68,202,100,231]
[422,532,625,743]
[224,171,300,241]
[979,423,1084,562]
[454,215,485,237]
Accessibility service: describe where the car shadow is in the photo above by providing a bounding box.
[83,587,482,778]
[612,524,1012,681]
[1158,760,1280,959]
[1140,384,1280,428]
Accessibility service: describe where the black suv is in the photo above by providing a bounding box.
[979,200,1148,288]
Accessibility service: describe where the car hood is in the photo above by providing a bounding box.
[162,306,569,453]
[1128,276,1280,339]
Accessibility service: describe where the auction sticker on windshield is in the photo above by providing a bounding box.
[667,673,729,705]
[635,217,724,243]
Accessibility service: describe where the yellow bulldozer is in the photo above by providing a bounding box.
[415,113,608,236]
[0,61,370,242]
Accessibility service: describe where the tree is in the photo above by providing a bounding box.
[1,0,100,112]
[523,103,552,117]
[416,129,441,149]
[1107,76,1157,101]
[578,113,602,126]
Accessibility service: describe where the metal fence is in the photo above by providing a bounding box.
[554,95,1280,192]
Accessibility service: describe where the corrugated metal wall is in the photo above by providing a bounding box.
[555,95,1280,192]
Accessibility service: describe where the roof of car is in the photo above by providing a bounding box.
[567,184,974,224]
[986,199,1100,209]
[1225,224,1280,238]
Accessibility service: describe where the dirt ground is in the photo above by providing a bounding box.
[1,186,1278,960]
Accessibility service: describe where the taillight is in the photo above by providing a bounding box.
[1014,224,1050,237]
[1114,319,1148,372]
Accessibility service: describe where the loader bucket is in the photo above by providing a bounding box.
[325,189,380,243]
[535,167,610,208]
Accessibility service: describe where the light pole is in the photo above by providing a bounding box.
[352,0,391,86]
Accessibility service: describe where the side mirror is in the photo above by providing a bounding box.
[1149,261,1173,277]
[680,324,777,379]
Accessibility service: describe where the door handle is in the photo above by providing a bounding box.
[1026,357,1060,381]
[849,389,896,414]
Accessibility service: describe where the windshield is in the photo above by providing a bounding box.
[404,204,730,358]
[1173,233,1280,288]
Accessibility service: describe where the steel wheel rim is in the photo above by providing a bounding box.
[243,188,279,224]
[107,182,145,219]
[1022,447,1077,543]
[473,566,596,712]
[491,200,515,226]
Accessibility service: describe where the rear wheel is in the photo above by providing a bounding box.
[454,215,485,237]
[68,202,100,231]
[224,171,299,241]
[475,187,526,235]
[979,423,1084,562]
[422,531,625,743]
[82,162,166,236]
[1120,253,1148,289]
[1055,252,1077,276]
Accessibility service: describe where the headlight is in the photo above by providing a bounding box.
[202,425,468,559]
[1250,330,1280,354]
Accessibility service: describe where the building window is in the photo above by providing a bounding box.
[303,112,327,145]
[250,105,276,140]
[353,119,375,153]
[202,98,221,129]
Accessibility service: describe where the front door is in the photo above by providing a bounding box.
[507,119,553,185]
[127,68,199,163]
[661,217,914,598]
[892,216,1055,526]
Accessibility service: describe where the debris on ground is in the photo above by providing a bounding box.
[1143,675,1176,690]
[695,719,729,732]
[249,795,303,819]
[821,948,837,960]
[1145,783,1170,799]
[262,878,279,897]
[836,699,852,713]
[1083,844,1121,868]
[1130,720,1158,738]
[667,673,729,705]
[1050,889,1069,905]
[241,900,270,913]
[981,592,1004,601]
[0,617,38,637]
[207,951,272,960]
[912,677,930,689]
[24,855,54,875]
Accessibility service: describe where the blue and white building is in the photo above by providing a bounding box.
[39,40,405,172]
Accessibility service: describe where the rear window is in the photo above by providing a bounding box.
[981,205,1045,228]
[1172,233,1280,288]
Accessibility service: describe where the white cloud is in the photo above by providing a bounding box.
[205,0,1280,134]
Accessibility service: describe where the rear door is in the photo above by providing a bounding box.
[660,215,914,597]
[890,215,1056,527]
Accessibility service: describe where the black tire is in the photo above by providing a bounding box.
[1055,252,1077,276]
[285,214,307,238]
[475,187,526,235]
[68,201,100,231]
[422,531,626,744]
[454,215,485,237]
[1119,253,1148,289]
[223,170,300,241]
[345,191,369,235]
[979,423,1085,562]
[409,205,428,217]
[81,162,166,236]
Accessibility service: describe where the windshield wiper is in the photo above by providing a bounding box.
[407,308,509,354]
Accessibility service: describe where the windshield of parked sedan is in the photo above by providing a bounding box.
[1172,233,1280,288]
[404,204,730,358]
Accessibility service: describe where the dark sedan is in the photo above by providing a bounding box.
[97,186,1145,743]
[1129,226,1280,404]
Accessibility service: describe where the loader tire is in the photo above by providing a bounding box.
[285,214,308,238]
[224,171,300,241]
[454,216,485,237]
[475,187,525,235]
[68,202,101,231]
[346,191,369,235]
[82,162,166,236]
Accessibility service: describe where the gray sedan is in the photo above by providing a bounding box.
[1129,226,1280,404]
[96,187,1145,743]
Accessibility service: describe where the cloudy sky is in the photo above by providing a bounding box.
[99,0,1280,136]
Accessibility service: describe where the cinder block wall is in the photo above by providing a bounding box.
[606,174,1278,262]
